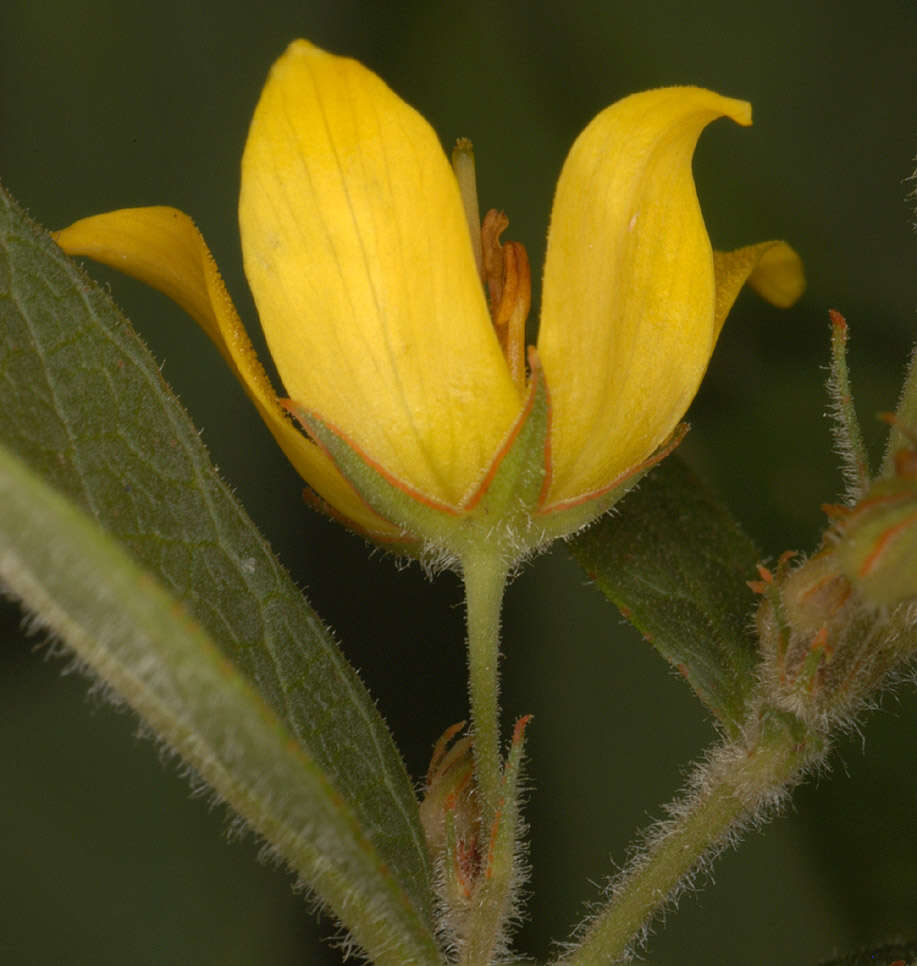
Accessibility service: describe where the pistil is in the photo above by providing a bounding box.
[451,138,484,280]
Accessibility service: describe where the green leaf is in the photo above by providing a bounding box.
[0,438,440,965]
[0,184,434,936]
[568,455,762,734]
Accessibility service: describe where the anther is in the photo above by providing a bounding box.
[481,209,530,391]
[451,140,531,390]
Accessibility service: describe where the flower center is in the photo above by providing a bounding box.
[452,139,530,392]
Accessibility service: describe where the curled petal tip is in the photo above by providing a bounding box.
[747,241,805,309]
[713,240,805,340]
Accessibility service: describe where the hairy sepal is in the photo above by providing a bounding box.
[289,355,552,568]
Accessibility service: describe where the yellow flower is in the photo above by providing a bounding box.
[54,40,803,548]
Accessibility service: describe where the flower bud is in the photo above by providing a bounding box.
[754,551,860,721]
[419,724,482,912]
[755,537,917,725]
[833,452,917,608]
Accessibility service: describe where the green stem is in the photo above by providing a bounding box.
[558,714,820,965]
[462,550,510,826]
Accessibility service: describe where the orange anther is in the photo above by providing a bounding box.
[481,209,530,391]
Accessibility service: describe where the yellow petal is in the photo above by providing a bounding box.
[53,207,399,537]
[239,40,522,508]
[713,241,805,339]
[538,87,752,509]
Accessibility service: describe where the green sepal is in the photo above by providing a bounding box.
[568,455,762,736]
[828,313,917,605]
[442,809,467,913]
[835,477,917,607]
[880,341,917,477]
[826,310,871,502]
[290,351,552,565]
[291,401,462,555]
[536,425,687,543]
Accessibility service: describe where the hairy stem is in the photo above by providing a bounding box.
[462,550,510,827]
[558,712,822,965]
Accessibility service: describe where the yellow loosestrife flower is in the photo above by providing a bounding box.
[54,40,803,550]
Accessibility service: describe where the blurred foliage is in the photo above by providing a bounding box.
[820,943,917,966]
[569,456,762,734]
[2,1,916,963]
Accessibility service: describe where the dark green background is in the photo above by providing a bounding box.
[2,1,916,963]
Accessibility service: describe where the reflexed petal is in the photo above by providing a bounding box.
[54,207,399,537]
[713,241,805,338]
[239,40,521,507]
[538,87,752,509]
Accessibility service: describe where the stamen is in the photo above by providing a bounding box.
[481,209,509,311]
[481,209,530,391]
[451,142,530,389]
[451,138,484,281]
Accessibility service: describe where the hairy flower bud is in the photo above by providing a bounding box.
[755,538,917,725]
[755,552,859,722]
[832,444,917,608]
[419,724,482,915]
